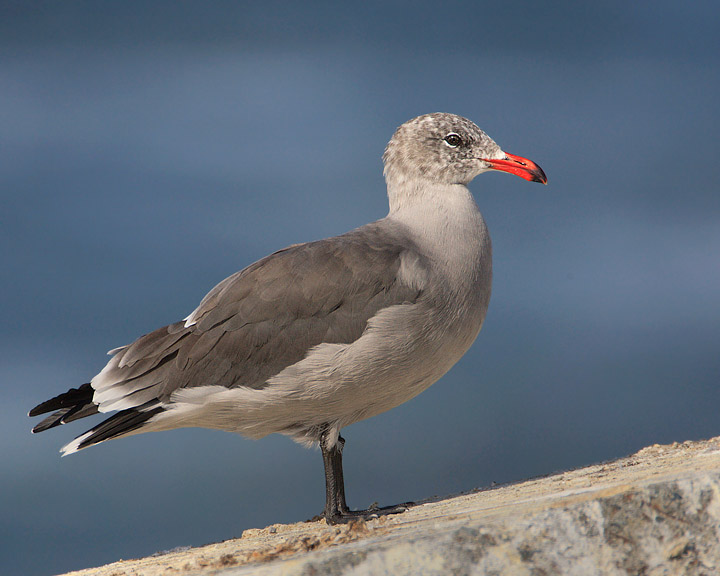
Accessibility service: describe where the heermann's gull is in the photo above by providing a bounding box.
[29,113,547,522]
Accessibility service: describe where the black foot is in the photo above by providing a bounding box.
[324,502,413,525]
[318,430,414,525]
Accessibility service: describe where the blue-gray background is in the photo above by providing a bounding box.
[2,2,719,574]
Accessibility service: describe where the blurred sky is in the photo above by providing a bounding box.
[2,2,719,574]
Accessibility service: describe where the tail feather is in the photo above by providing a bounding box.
[30,383,166,455]
[62,402,165,455]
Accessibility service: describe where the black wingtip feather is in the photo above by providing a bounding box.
[75,403,165,451]
[31,402,101,433]
[32,408,72,433]
[29,383,94,417]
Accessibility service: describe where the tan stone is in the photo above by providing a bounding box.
[61,436,720,575]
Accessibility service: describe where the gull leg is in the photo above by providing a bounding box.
[320,431,410,524]
[321,432,343,521]
[334,435,348,513]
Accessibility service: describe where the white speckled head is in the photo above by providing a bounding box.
[382,113,505,187]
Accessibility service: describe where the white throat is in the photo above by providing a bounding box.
[386,178,488,263]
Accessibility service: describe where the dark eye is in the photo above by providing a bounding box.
[443,133,462,147]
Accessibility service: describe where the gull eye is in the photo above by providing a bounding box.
[443,133,462,148]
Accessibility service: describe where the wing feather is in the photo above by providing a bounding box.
[77,222,427,417]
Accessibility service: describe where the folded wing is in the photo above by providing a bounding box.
[30,221,427,450]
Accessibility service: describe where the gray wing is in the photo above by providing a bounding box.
[91,221,427,411]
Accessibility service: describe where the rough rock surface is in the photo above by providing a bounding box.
[61,437,720,575]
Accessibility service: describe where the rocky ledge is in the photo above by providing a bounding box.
[62,437,720,575]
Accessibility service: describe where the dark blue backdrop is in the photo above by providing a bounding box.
[2,2,719,574]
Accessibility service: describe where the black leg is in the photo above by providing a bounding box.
[332,435,349,513]
[320,430,411,524]
[321,432,346,521]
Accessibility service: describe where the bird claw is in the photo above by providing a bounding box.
[323,502,412,524]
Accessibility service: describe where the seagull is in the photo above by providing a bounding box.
[29,113,547,523]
